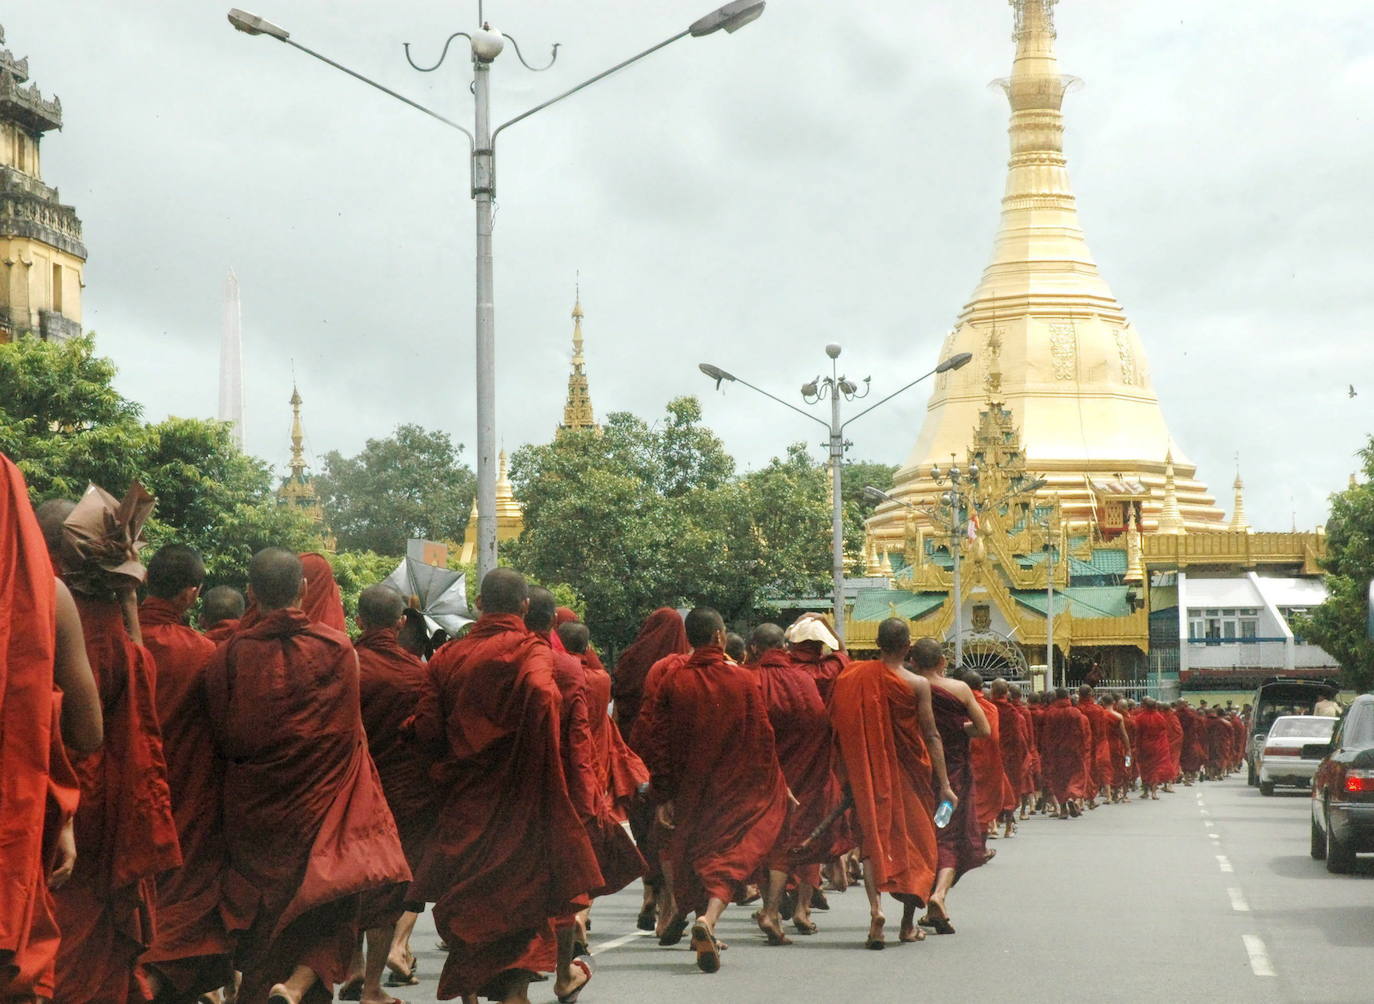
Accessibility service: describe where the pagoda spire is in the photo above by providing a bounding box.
[1229,461,1251,533]
[558,281,599,436]
[288,381,306,479]
[1158,450,1186,535]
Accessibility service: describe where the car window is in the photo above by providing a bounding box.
[1269,718,1336,738]
[1344,704,1374,747]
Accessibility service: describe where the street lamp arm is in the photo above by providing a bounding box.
[283,38,475,145]
[724,373,833,431]
[839,365,941,432]
[493,29,690,142]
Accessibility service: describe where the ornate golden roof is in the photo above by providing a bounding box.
[275,381,333,548]
[558,290,599,436]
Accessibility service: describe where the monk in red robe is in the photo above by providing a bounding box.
[1163,702,1184,790]
[351,585,441,998]
[1041,688,1091,818]
[1099,693,1133,802]
[204,548,409,1004]
[747,623,848,945]
[137,544,235,1002]
[967,677,1008,836]
[612,608,688,744]
[0,458,103,1004]
[640,608,788,974]
[1134,698,1173,798]
[199,586,245,644]
[784,613,849,704]
[829,623,953,949]
[1177,701,1205,784]
[410,569,600,1003]
[42,485,183,1004]
[1203,709,1231,780]
[298,552,346,632]
[989,679,1028,838]
[1076,686,1111,806]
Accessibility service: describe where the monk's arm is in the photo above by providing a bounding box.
[53,578,103,752]
[117,583,142,646]
[913,678,957,806]
[1118,716,1131,753]
[639,684,675,805]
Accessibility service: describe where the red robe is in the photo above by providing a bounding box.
[54,596,181,1004]
[992,696,1029,804]
[611,608,688,741]
[204,609,408,1004]
[299,553,347,632]
[1105,709,1130,789]
[1014,701,1039,794]
[1040,699,1091,804]
[786,643,849,705]
[969,693,1009,828]
[828,660,938,903]
[1204,716,1231,771]
[137,597,232,998]
[202,619,239,645]
[0,455,60,1001]
[1135,708,1173,786]
[1228,714,1247,768]
[580,648,647,822]
[641,646,788,913]
[1179,706,1205,774]
[411,614,600,1001]
[751,648,848,881]
[1077,696,1112,791]
[1164,707,1184,780]
[356,627,439,923]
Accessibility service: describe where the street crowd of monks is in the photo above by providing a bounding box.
[1,461,1254,1004]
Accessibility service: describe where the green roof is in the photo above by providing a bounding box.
[852,589,946,623]
[1013,584,1133,619]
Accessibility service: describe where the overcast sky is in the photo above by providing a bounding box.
[9,1,1372,530]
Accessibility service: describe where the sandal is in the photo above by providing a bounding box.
[555,956,593,1004]
[865,915,885,950]
[792,917,818,935]
[636,907,655,932]
[337,979,363,1002]
[658,915,689,947]
[899,924,927,943]
[690,922,722,973]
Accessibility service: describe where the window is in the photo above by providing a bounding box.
[1190,606,1262,642]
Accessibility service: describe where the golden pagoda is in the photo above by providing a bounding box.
[557,290,599,436]
[276,382,333,547]
[0,23,85,343]
[869,0,1225,549]
[459,450,525,564]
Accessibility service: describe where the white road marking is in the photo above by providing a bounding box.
[591,930,653,956]
[1217,854,1234,872]
[1204,819,1214,828]
[1209,832,1221,841]
[1228,887,1250,912]
[1200,808,1211,816]
[1242,934,1275,976]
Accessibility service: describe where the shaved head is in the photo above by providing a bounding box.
[990,677,1009,698]
[146,543,205,599]
[479,567,528,615]
[910,636,944,670]
[557,621,590,655]
[358,584,406,631]
[964,670,985,691]
[248,547,303,611]
[201,585,245,626]
[876,618,910,656]
[525,586,557,634]
[749,622,785,655]
[35,498,75,560]
[684,607,724,648]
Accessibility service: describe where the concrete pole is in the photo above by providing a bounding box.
[1046,527,1055,691]
[472,57,498,583]
[952,505,963,669]
[830,382,845,645]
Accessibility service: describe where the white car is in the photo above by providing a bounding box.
[1258,715,1338,796]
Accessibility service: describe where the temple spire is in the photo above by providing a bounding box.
[558,282,599,435]
[1229,461,1251,533]
[288,381,306,478]
[1158,450,1186,535]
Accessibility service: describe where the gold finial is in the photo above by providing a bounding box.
[1229,457,1250,533]
[1125,505,1145,584]
[1157,449,1186,535]
[288,380,305,477]
[879,547,894,576]
[558,281,599,436]
[1011,0,1058,42]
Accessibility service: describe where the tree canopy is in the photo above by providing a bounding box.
[316,424,475,555]
[1300,439,1374,692]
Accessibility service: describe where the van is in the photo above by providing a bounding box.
[1246,677,1340,785]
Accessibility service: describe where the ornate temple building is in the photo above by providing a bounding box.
[459,450,524,565]
[276,382,334,547]
[0,24,85,344]
[843,1,1335,694]
[557,291,599,436]
[867,0,1223,546]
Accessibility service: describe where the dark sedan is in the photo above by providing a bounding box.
[1309,693,1374,873]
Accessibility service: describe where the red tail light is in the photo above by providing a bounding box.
[1263,746,1299,757]
[1345,771,1374,794]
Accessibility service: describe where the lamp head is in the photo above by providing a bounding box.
[863,486,890,504]
[689,0,767,37]
[227,8,289,40]
[472,23,505,62]
[825,343,841,360]
[935,351,974,374]
[699,362,735,389]
[800,379,820,398]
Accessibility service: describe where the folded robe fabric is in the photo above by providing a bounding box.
[931,684,989,883]
[612,608,688,740]
[411,614,601,1001]
[137,597,233,999]
[828,660,937,904]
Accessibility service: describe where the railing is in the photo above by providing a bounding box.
[1095,676,1180,702]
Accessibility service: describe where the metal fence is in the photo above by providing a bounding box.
[1095,676,1181,703]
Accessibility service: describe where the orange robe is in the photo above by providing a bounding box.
[411,614,600,1001]
[205,609,408,1004]
[969,693,1009,828]
[992,695,1029,807]
[828,660,937,904]
[55,596,181,1004]
[640,646,788,913]
[1041,699,1091,804]
[137,597,232,999]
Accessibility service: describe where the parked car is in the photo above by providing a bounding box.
[1246,677,1340,786]
[1256,715,1336,795]
[1309,693,1374,873]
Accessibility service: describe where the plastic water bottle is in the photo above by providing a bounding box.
[1124,755,1132,768]
[934,800,954,829]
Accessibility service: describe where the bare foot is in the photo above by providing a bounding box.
[898,921,926,943]
[755,912,791,946]
[865,913,886,950]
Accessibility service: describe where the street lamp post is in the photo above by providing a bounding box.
[228,2,766,582]
[701,349,972,645]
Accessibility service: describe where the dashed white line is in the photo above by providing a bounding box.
[1242,934,1275,976]
[1203,819,1214,828]
[1200,808,1211,816]
[1217,854,1234,873]
[1208,832,1221,841]
[1227,887,1250,912]
[591,930,652,955]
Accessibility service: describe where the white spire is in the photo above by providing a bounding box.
[219,268,245,449]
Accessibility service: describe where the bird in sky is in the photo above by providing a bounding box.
[1350,384,1358,399]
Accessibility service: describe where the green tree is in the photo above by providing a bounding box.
[1299,440,1374,691]
[316,424,476,555]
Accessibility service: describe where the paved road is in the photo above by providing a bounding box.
[393,778,1372,1003]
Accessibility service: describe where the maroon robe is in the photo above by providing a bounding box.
[203,619,240,645]
[931,684,990,883]
[137,596,232,998]
[992,696,1030,799]
[1135,708,1173,786]
[204,609,409,1004]
[410,614,600,1001]
[786,642,849,705]
[611,608,688,742]
[1040,698,1091,804]
[640,646,788,913]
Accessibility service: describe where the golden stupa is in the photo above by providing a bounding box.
[869,0,1224,547]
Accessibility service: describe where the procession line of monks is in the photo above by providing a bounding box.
[1,459,1253,1004]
